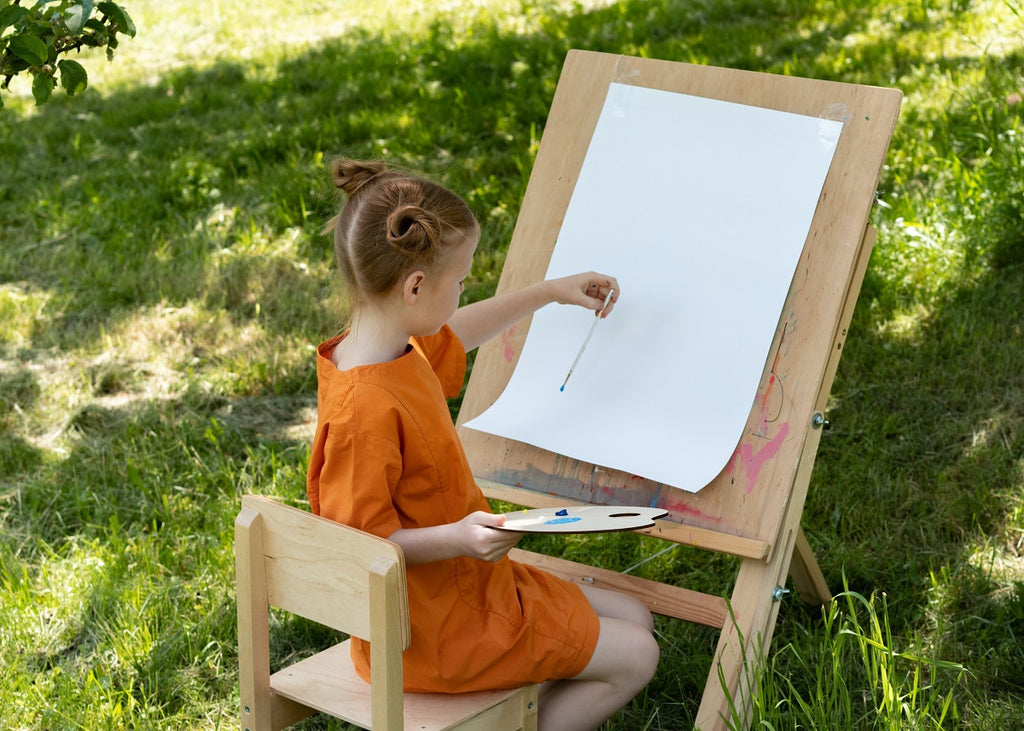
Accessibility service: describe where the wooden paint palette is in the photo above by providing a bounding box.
[494,506,668,533]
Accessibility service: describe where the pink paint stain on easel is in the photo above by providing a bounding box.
[727,422,790,494]
[502,325,517,362]
[730,342,791,490]
[659,497,724,524]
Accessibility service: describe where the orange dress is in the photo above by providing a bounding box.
[307,325,600,693]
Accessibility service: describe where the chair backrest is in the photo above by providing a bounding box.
[236,495,411,729]
[237,494,410,643]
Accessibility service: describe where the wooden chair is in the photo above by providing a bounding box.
[235,494,539,731]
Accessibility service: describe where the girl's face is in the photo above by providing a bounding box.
[413,230,478,334]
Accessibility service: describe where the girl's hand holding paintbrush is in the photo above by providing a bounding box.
[549,272,619,318]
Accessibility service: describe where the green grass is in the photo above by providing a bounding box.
[1,0,1023,728]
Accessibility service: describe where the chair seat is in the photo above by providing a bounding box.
[271,640,533,731]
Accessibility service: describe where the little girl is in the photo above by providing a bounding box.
[307,158,659,731]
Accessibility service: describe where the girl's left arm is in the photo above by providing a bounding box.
[448,271,619,352]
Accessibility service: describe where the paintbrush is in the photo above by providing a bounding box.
[560,288,615,392]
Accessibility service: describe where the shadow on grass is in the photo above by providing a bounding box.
[801,257,1024,711]
[3,388,317,723]
[1,0,999,355]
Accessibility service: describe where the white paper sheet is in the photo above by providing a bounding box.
[463,83,843,492]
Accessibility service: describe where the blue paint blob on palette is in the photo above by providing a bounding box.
[544,516,582,525]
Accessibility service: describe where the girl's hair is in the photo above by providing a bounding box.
[325,159,478,302]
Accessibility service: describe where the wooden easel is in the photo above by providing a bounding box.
[456,51,901,729]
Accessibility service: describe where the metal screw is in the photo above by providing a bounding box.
[811,412,830,430]
[772,585,790,601]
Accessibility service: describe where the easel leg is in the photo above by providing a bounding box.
[695,549,789,731]
[789,527,832,605]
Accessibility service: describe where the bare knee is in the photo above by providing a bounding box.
[611,592,655,634]
[629,599,655,634]
[629,622,660,689]
[537,620,659,731]
[585,617,660,693]
[580,585,656,632]
[603,622,659,704]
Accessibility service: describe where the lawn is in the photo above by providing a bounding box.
[1,0,1022,728]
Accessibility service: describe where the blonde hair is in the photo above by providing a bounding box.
[325,159,478,305]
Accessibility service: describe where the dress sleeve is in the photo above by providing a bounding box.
[309,396,405,539]
[411,325,467,399]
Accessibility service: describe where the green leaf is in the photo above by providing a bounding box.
[31,71,54,105]
[96,1,135,37]
[0,56,31,75]
[0,5,30,31]
[58,58,87,95]
[63,2,94,34]
[9,33,48,66]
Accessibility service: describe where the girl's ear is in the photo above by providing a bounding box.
[402,271,426,305]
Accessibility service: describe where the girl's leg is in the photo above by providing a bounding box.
[537,586,659,731]
[578,583,655,631]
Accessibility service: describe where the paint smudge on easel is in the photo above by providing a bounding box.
[726,422,790,494]
[754,319,793,435]
[502,325,517,362]
[591,480,658,508]
[757,374,785,435]
[657,496,724,525]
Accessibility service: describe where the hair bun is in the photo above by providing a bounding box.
[387,205,440,257]
[331,158,389,196]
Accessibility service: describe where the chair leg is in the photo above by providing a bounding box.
[236,507,274,731]
[522,684,539,731]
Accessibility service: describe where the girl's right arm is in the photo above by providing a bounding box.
[448,272,618,353]
[388,511,523,564]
